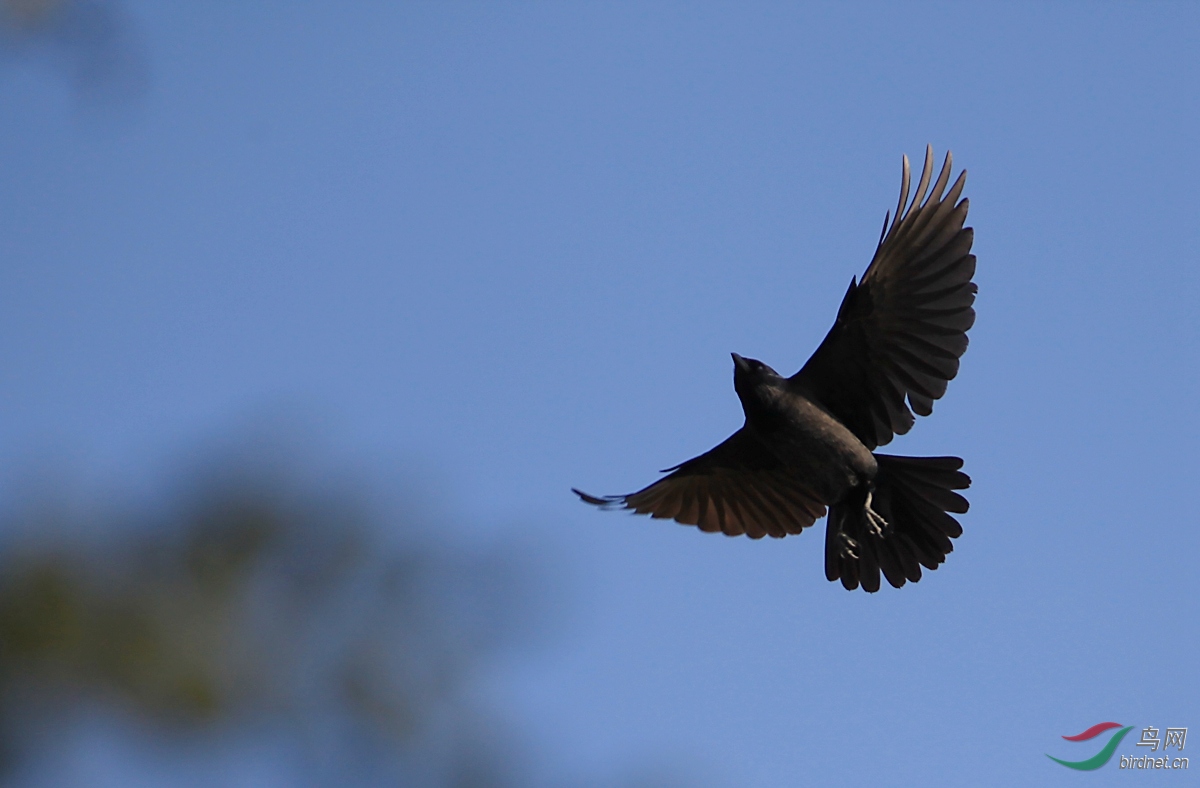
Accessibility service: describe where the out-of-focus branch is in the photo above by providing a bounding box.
[0,454,522,784]
[0,0,146,104]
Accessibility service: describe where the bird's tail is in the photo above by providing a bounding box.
[825,454,970,592]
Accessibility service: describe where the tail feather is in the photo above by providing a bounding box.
[825,454,970,592]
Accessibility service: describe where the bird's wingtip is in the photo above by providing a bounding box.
[572,488,625,508]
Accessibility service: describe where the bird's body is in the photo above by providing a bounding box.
[733,356,876,503]
[575,147,976,592]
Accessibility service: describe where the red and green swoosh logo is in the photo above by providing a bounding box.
[1047,722,1134,770]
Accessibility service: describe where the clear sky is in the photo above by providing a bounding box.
[1,2,1197,786]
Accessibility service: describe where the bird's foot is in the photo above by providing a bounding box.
[864,491,890,538]
[838,532,860,561]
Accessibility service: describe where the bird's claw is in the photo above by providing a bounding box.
[864,492,890,538]
[839,533,860,561]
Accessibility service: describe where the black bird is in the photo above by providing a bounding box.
[574,146,975,592]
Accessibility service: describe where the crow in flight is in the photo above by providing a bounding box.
[574,146,975,592]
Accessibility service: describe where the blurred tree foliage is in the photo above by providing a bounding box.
[0,0,146,103]
[0,460,521,786]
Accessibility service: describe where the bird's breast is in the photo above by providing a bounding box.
[748,391,877,503]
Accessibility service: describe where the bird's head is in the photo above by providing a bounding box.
[732,352,781,400]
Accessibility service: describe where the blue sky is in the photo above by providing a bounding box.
[1,3,1197,785]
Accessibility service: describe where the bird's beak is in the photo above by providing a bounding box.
[731,352,749,372]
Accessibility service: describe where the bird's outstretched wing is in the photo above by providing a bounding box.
[573,427,827,539]
[790,146,976,449]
